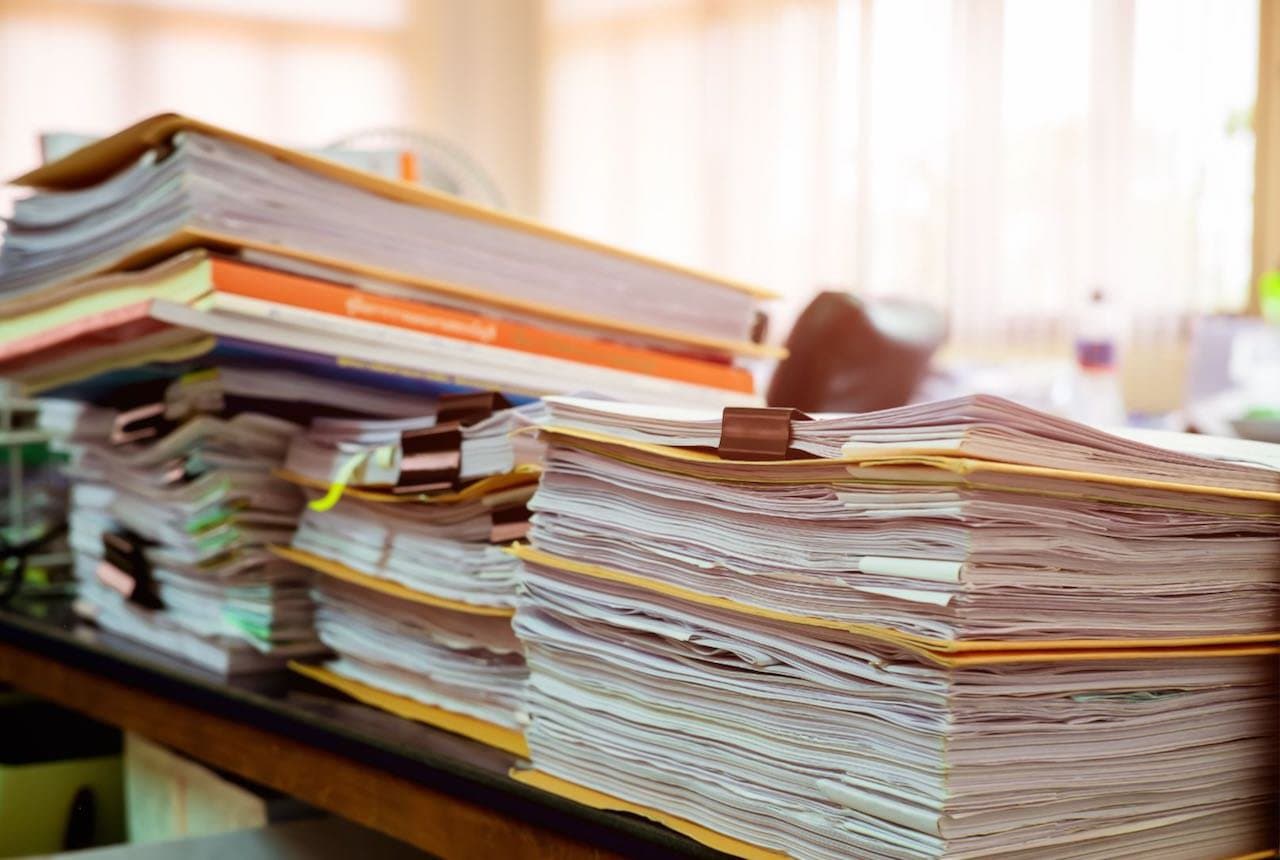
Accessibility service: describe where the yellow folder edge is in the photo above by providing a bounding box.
[275,465,541,505]
[289,661,528,757]
[13,113,784,359]
[510,768,788,860]
[509,545,1280,667]
[862,454,1280,503]
[537,426,1280,502]
[270,545,515,618]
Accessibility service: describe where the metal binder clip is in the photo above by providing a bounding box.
[98,530,163,610]
[110,402,174,446]
[717,407,810,461]
[489,503,532,544]
[395,424,463,494]
[436,391,512,427]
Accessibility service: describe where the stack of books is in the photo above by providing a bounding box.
[275,395,541,753]
[0,116,770,724]
[511,395,1280,859]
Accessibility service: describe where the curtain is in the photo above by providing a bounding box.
[0,0,413,193]
[540,0,1259,350]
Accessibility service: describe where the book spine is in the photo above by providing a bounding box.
[212,259,754,394]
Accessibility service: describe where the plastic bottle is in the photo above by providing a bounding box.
[1069,288,1127,426]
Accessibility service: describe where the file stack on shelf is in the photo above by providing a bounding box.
[0,115,771,722]
[274,394,541,753]
[511,395,1280,860]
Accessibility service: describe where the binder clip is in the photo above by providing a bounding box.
[489,503,532,544]
[394,392,512,494]
[436,391,512,427]
[110,401,175,446]
[97,530,163,610]
[395,424,463,494]
[717,407,810,461]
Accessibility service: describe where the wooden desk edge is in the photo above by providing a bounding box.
[0,639,618,860]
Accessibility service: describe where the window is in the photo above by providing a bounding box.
[0,0,412,180]
[541,0,1260,350]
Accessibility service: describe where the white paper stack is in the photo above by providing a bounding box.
[291,494,524,609]
[510,395,1280,859]
[281,401,545,496]
[55,368,435,674]
[0,129,763,347]
[276,399,538,747]
[312,577,526,730]
[0,113,771,754]
[62,400,316,673]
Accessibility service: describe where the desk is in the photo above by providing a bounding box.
[0,599,730,860]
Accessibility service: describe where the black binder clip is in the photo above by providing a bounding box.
[98,530,163,610]
[717,407,810,461]
[435,391,512,427]
[489,503,532,544]
[110,402,176,446]
[394,424,463,494]
[393,392,513,494]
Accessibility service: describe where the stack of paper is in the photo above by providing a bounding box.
[53,374,329,673]
[280,402,545,500]
[0,115,775,406]
[276,400,539,753]
[45,367,438,674]
[0,116,770,738]
[510,395,1280,859]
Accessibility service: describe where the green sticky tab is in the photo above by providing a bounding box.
[180,367,220,385]
[308,447,380,512]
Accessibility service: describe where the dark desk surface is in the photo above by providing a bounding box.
[0,597,732,860]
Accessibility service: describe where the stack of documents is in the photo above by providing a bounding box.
[277,397,538,753]
[511,395,1280,859]
[0,116,770,736]
[51,368,434,674]
[0,114,774,407]
[57,374,329,674]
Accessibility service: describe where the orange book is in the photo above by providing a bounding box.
[211,258,756,394]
